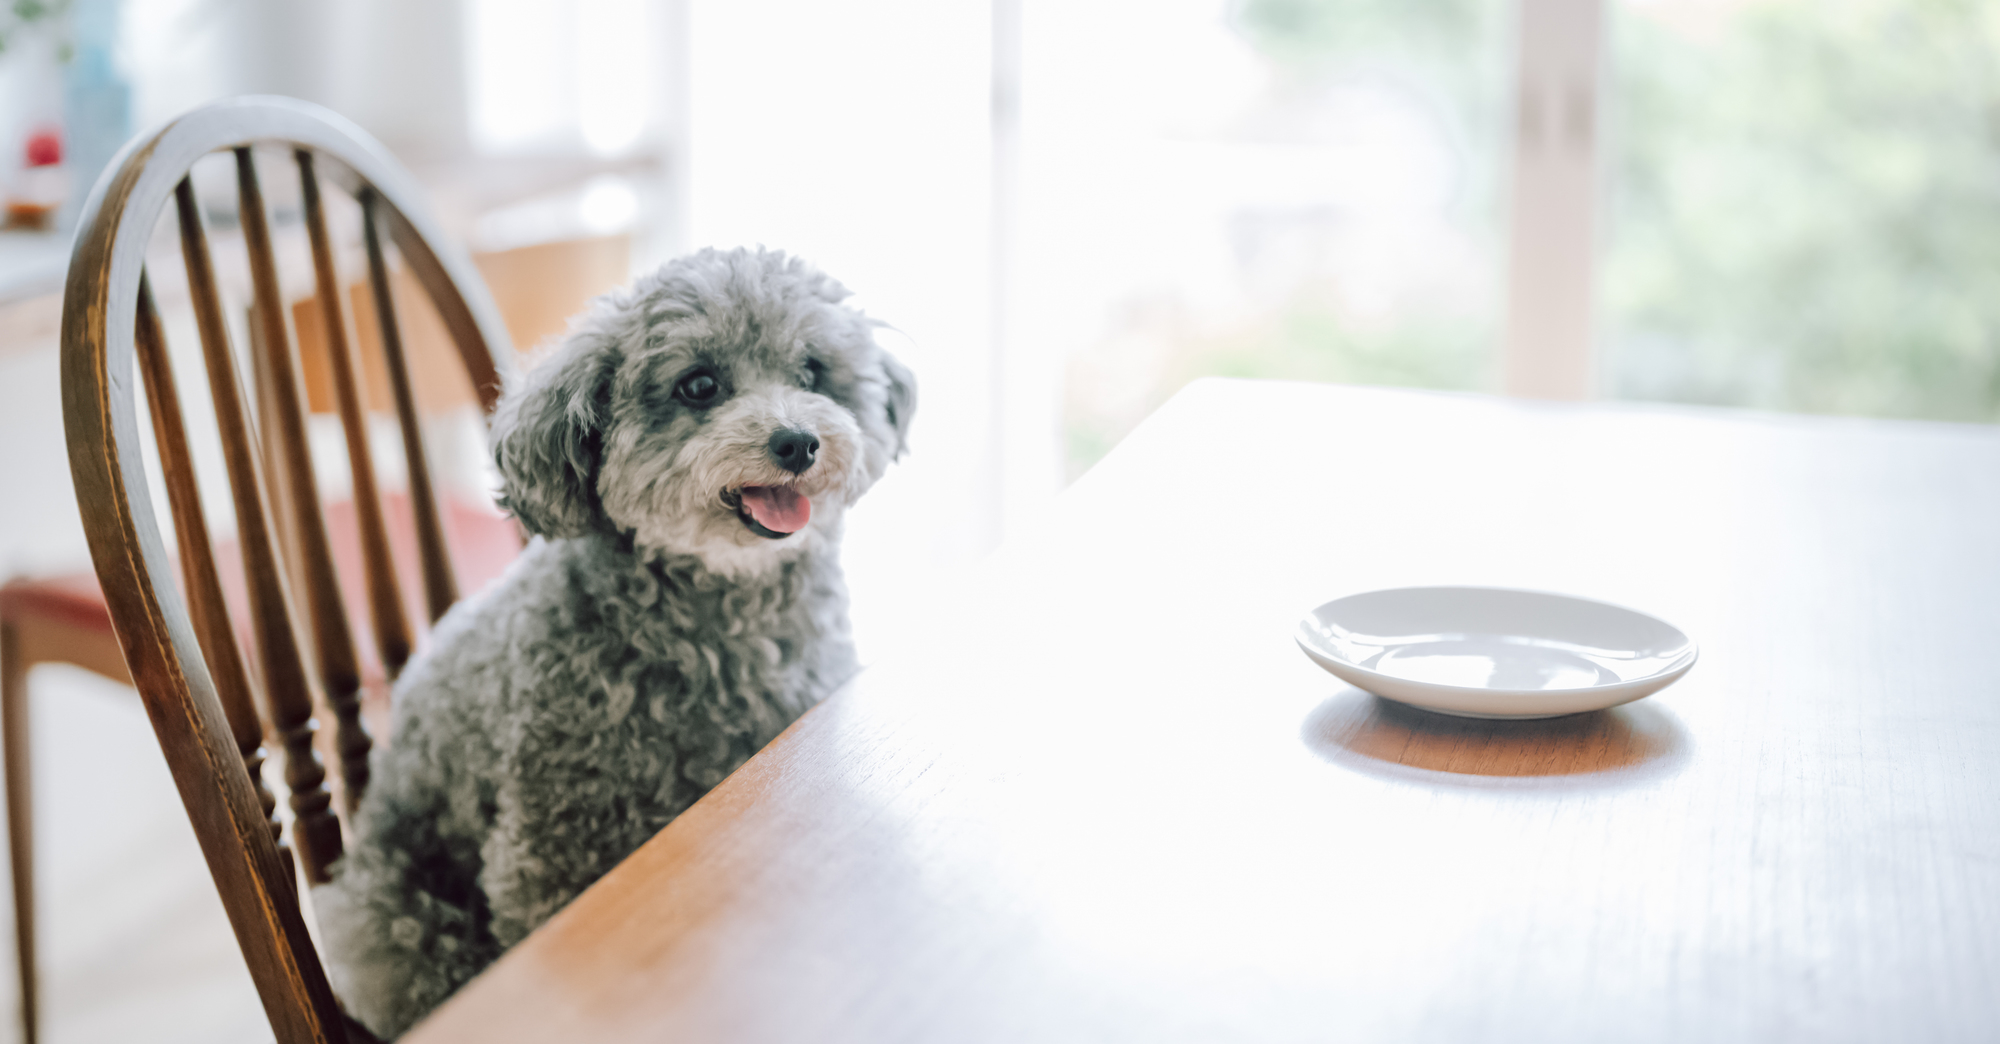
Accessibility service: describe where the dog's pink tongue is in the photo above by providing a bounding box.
[740,486,811,534]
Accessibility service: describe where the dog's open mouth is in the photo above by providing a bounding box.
[727,485,811,539]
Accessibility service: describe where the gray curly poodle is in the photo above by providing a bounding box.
[313,247,914,1038]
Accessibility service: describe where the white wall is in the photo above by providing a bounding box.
[122,0,470,162]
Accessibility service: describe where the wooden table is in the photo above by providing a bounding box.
[406,380,2000,1043]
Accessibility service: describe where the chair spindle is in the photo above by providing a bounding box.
[298,151,414,682]
[133,273,286,863]
[247,301,308,597]
[360,190,459,623]
[173,175,344,884]
[234,148,374,812]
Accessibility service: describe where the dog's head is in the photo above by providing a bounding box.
[490,247,914,574]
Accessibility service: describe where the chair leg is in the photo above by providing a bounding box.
[1,619,37,1044]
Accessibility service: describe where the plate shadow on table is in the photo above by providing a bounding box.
[1300,687,1692,794]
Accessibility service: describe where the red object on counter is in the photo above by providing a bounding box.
[24,129,62,168]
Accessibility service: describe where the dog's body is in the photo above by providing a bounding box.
[315,249,912,1038]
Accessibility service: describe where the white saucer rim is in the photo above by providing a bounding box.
[1293,634,1700,700]
[1304,584,1695,643]
[1294,586,1699,703]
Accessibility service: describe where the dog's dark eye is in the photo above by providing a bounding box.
[675,371,721,407]
[803,357,825,391]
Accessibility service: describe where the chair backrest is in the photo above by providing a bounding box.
[61,97,515,1044]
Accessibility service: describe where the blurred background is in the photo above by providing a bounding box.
[0,0,1995,1039]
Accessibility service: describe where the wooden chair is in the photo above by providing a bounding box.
[4,210,622,1044]
[56,96,515,1043]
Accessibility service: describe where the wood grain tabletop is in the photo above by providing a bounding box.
[404,379,2000,1044]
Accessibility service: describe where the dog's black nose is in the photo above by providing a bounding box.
[768,428,820,474]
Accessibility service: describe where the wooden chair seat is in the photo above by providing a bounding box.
[6,494,519,679]
[0,576,123,637]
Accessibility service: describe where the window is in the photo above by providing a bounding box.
[1606,0,2000,423]
[1016,0,1511,479]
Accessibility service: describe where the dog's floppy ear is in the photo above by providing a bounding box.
[490,332,621,538]
[880,350,916,459]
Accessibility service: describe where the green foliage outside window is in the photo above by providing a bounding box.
[0,0,73,60]
[1608,0,2000,422]
[1235,0,2000,422]
[1066,0,2000,479]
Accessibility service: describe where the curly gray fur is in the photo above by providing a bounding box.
[313,248,913,1038]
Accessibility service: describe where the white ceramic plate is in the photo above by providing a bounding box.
[1295,587,1697,719]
